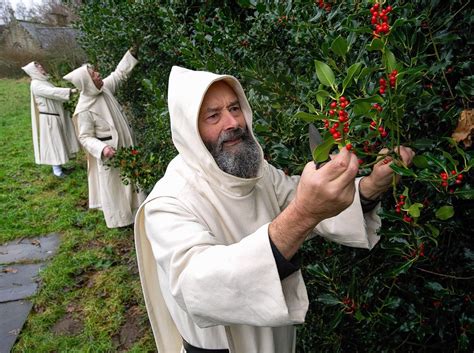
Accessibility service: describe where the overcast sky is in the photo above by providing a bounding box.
[9,0,44,10]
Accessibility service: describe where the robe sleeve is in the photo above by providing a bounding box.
[76,111,108,160]
[32,81,70,102]
[103,50,138,94]
[144,198,308,329]
[268,163,381,249]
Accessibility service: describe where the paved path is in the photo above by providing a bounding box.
[0,233,60,353]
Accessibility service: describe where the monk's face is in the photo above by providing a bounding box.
[198,81,247,151]
[34,62,47,75]
[198,81,261,178]
[88,66,104,90]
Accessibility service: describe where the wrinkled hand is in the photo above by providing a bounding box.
[129,43,140,58]
[294,147,359,223]
[102,145,116,159]
[360,146,415,199]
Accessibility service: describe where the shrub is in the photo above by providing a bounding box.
[75,1,473,351]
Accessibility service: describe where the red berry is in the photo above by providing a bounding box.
[330,101,337,108]
[457,174,463,180]
[346,143,352,150]
[451,170,457,175]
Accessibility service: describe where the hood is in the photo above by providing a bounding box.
[63,64,103,115]
[168,66,264,196]
[22,62,49,81]
[63,64,102,96]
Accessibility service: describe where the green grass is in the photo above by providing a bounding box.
[0,79,155,352]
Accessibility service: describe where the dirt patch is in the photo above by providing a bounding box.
[51,313,83,335]
[75,198,89,210]
[112,305,143,351]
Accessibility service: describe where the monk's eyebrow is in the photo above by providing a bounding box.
[203,100,240,116]
[227,100,240,108]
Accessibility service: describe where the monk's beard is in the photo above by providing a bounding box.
[204,127,261,178]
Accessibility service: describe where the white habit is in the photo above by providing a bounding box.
[64,51,145,228]
[22,62,79,165]
[134,66,381,352]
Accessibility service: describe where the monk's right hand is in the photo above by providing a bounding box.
[102,145,116,159]
[293,147,359,224]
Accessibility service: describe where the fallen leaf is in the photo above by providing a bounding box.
[452,109,474,147]
[2,267,18,273]
[30,239,41,247]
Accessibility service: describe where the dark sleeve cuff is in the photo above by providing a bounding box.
[269,236,301,280]
[359,189,381,213]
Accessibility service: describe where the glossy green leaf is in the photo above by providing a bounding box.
[331,35,348,57]
[383,49,397,72]
[343,62,362,90]
[316,89,331,109]
[293,111,326,123]
[442,151,458,167]
[407,203,423,218]
[455,186,474,200]
[390,164,416,177]
[412,155,429,169]
[367,38,384,51]
[412,138,437,149]
[435,205,454,220]
[313,136,335,163]
[305,102,318,114]
[388,260,414,277]
[316,293,340,305]
[426,224,440,237]
[315,60,336,88]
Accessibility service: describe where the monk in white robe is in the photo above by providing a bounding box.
[134,67,415,352]
[22,62,80,177]
[63,49,145,228]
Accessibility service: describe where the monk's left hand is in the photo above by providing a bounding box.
[360,146,415,200]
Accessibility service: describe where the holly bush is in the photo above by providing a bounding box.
[75,0,473,351]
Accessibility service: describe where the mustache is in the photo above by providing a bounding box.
[217,127,247,146]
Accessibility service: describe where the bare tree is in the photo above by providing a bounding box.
[0,0,14,24]
[30,0,79,25]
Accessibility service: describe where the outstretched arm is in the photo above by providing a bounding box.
[102,49,139,94]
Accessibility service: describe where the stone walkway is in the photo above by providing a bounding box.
[0,233,60,353]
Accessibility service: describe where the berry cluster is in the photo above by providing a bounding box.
[394,194,413,223]
[388,69,398,88]
[440,170,464,191]
[403,242,425,260]
[379,77,387,95]
[369,104,388,138]
[324,96,350,141]
[370,3,392,37]
[317,0,332,12]
[342,296,357,315]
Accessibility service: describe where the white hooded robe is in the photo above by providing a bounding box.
[22,62,80,165]
[63,51,145,228]
[134,66,381,353]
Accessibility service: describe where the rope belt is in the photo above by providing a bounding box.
[39,111,60,116]
[183,339,229,353]
[97,136,112,141]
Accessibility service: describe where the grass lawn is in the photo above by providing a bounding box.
[0,78,155,352]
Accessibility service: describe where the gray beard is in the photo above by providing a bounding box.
[204,127,261,178]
